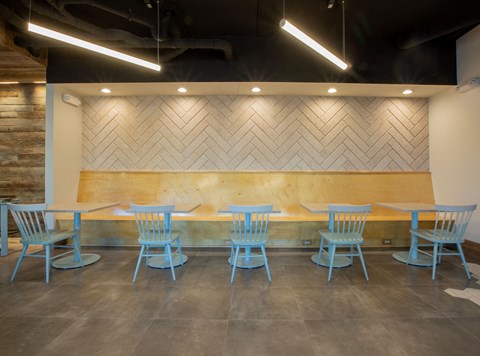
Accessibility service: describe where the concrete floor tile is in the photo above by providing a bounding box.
[0,316,75,355]
[305,319,406,356]
[39,317,152,356]
[225,320,315,356]
[158,286,231,320]
[134,319,227,356]
[229,287,301,320]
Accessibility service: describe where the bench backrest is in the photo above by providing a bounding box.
[77,171,435,212]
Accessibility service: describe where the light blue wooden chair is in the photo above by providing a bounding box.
[8,203,82,283]
[320,204,371,282]
[229,204,273,284]
[131,204,183,283]
[409,204,477,280]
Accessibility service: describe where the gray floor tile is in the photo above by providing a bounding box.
[86,284,171,319]
[305,319,406,356]
[10,284,106,318]
[380,318,480,356]
[38,317,152,356]
[409,285,480,318]
[157,286,231,319]
[229,287,301,320]
[451,317,480,340]
[225,320,315,356]
[232,264,292,288]
[0,316,75,355]
[0,282,59,316]
[378,263,473,288]
[133,319,227,356]
[295,285,444,320]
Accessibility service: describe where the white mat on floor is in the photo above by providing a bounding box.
[444,263,480,306]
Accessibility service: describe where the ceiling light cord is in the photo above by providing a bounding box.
[283,0,285,19]
[29,0,32,22]
[157,0,160,66]
[342,0,345,61]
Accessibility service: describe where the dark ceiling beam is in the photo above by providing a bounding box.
[55,0,161,38]
[18,0,158,45]
[13,34,232,61]
[10,0,233,60]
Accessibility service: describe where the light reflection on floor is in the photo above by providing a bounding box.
[445,263,480,306]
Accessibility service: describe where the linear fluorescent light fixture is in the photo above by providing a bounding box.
[279,19,348,70]
[28,23,161,72]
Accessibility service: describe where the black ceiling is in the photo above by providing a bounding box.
[2,0,480,84]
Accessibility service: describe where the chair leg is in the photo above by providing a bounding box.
[328,244,336,282]
[133,245,145,283]
[432,242,438,281]
[11,244,28,283]
[457,243,471,280]
[350,245,354,265]
[46,244,51,284]
[166,244,176,282]
[145,245,150,266]
[357,244,369,282]
[261,245,271,283]
[318,237,325,264]
[177,239,184,266]
[437,243,443,264]
[229,244,234,267]
[231,245,240,284]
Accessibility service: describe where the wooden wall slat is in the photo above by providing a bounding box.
[0,83,45,234]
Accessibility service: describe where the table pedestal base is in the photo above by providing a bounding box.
[228,253,265,269]
[311,252,352,268]
[147,254,188,269]
[52,253,100,269]
[393,251,434,267]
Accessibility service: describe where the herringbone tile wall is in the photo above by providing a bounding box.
[82,96,429,171]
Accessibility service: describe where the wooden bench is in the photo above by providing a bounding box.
[56,171,436,248]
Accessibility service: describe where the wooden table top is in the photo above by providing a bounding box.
[300,203,353,213]
[375,202,436,212]
[217,205,281,214]
[46,202,120,213]
[126,203,201,214]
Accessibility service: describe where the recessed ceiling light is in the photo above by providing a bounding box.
[0,81,19,85]
[402,89,413,95]
[251,87,261,93]
[33,81,46,84]
[327,87,337,94]
[177,87,187,93]
[101,88,111,94]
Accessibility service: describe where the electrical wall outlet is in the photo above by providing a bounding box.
[223,239,232,246]
[302,239,313,246]
[382,239,392,245]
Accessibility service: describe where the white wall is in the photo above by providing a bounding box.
[429,25,480,243]
[45,85,83,207]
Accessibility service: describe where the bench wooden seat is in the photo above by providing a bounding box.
[56,204,436,222]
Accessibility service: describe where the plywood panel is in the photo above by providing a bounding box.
[77,170,434,212]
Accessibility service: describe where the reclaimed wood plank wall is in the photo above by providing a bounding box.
[0,84,46,232]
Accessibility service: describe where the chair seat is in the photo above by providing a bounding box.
[230,238,267,246]
[320,231,364,244]
[20,230,76,245]
[138,230,181,245]
[410,229,462,243]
